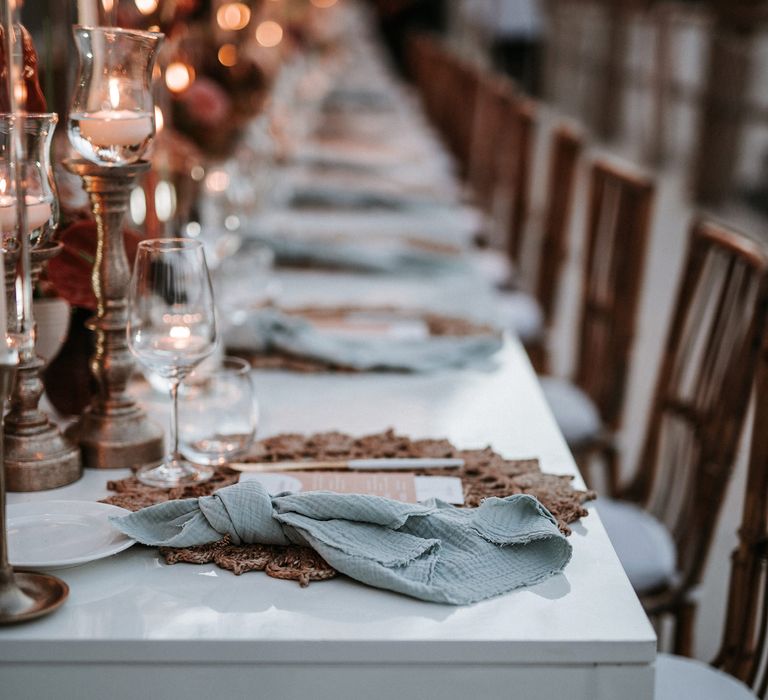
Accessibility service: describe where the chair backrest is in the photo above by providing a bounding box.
[623,220,768,605]
[467,72,515,213]
[406,35,480,176]
[712,334,768,696]
[499,95,537,265]
[573,160,654,430]
[535,124,584,326]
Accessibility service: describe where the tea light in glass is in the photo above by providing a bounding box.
[0,113,59,246]
[68,27,162,166]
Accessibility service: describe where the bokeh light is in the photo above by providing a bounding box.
[165,62,194,93]
[218,44,238,67]
[135,0,158,15]
[216,3,251,31]
[255,20,283,48]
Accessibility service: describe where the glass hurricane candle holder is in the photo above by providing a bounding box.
[0,113,58,247]
[68,26,162,167]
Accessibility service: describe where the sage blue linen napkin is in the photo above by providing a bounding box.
[112,481,572,604]
[243,234,468,275]
[224,308,502,372]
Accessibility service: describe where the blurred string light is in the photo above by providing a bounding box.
[135,0,159,15]
[205,169,230,193]
[255,20,283,48]
[130,187,146,226]
[310,0,338,7]
[216,3,251,31]
[155,181,176,222]
[218,43,238,67]
[165,62,194,93]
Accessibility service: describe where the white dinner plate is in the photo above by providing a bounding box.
[7,501,136,570]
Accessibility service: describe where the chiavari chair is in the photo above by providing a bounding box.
[599,220,768,657]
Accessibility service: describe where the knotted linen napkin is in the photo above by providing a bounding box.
[244,233,468,275]
[224,307,503,372]
[112,481,572,604]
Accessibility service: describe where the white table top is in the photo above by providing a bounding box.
[0,340,655,667]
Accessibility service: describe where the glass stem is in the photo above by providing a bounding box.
[169,378,181,463]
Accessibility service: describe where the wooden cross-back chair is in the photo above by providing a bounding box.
[467,72,515,214]
[574,159,654,432]
[539,159,653,478]
[406,35,480,176]
[709,334,768,696]
[499,93,537,267]
[526,124,584,372]
[611,220,768,656]
[437,52,480,176]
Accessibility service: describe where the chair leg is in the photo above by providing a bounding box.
[525,338,549,374]
[600,441,621,498]
[672,601,698,657]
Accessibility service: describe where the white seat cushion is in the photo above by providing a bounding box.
[496,290,543,342]
[656,653,757,700]
[539,376,602,445]
[597,498,677,593]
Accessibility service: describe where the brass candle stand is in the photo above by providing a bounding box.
[2,241,82,491]
[64,159,164,469]
[0,353,68,624]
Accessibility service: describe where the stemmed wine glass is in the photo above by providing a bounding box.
[127,238,218,487]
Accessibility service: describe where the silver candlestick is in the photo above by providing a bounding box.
[3,242,81,491]
[0,352,68,625]
[64,159,164,469]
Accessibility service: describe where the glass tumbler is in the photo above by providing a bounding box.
[179,356,258,466]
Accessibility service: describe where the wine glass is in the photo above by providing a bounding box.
[127,238,217,487]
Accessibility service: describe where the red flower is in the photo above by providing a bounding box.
[46,220,143,310]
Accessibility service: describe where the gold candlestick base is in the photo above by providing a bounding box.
[64,158,164,469]
[3,242,82,491]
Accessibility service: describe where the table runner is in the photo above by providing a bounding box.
[103,430,595,587]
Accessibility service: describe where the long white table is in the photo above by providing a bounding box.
[0,339,656,700]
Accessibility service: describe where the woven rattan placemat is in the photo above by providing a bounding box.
[103,430,595,586]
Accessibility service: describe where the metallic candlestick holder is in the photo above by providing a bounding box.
[63,158,164,469]
[0,353,68,625]
[2,241,82,491]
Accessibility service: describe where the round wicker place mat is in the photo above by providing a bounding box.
[227,306,498,372]
[103,430,596,587]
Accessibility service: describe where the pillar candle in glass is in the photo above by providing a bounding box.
[68,27,162,166]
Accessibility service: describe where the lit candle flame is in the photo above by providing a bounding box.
[109,77,120,109]
[0,178,7,195]
[169,326,191,340]
[154,105,164,133]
